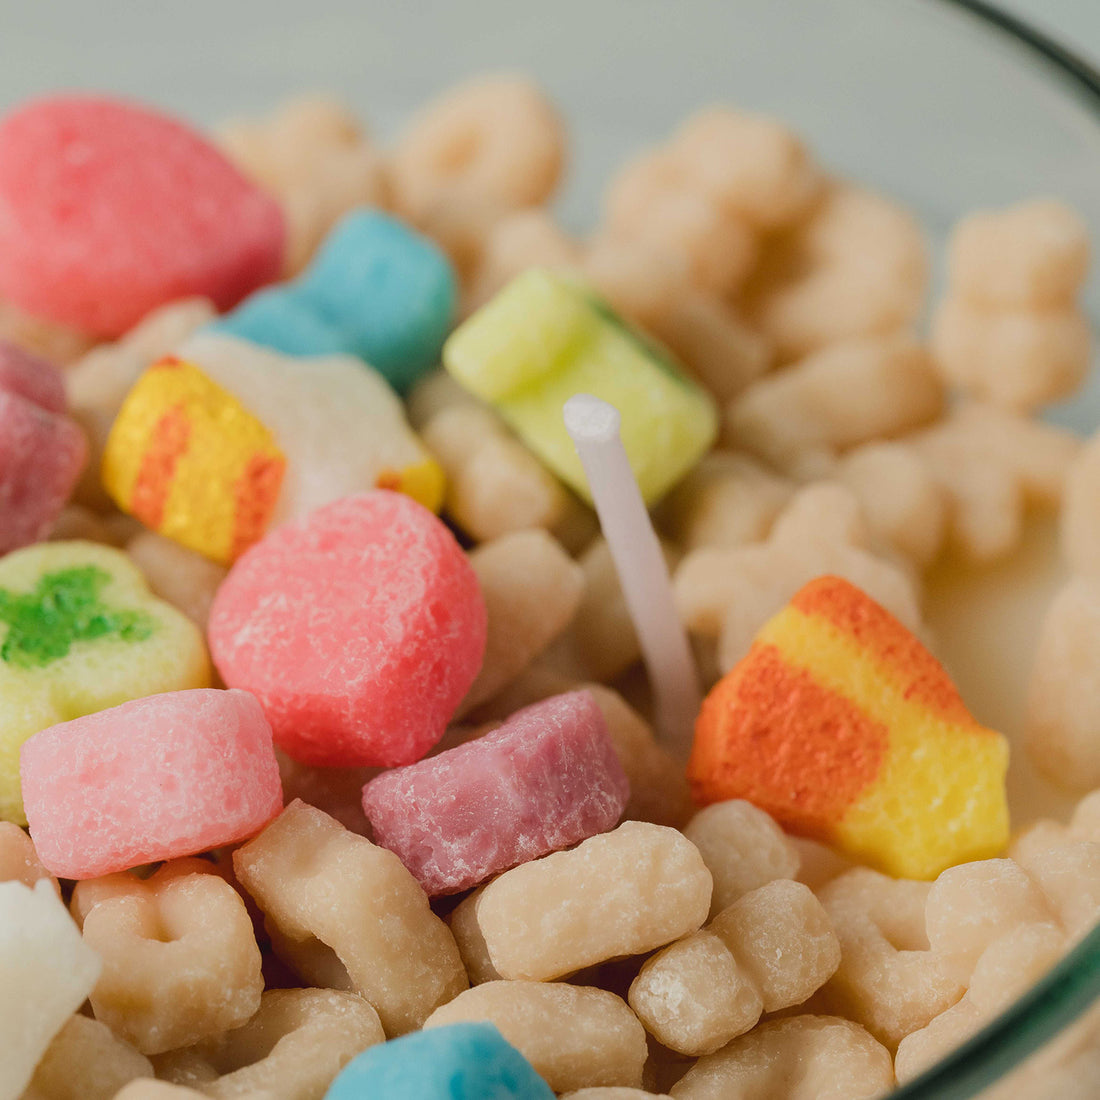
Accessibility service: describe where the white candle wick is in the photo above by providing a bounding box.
[564,393,701,758]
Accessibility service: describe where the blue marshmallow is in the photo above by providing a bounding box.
[209,208,457,394]
[324,1022,554,1100]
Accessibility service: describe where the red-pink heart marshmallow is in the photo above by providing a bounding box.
[207,491,487,768]
[20,688,283,879]
[0,95,285,337]
[0,389,87,554]
[361,690,630,895]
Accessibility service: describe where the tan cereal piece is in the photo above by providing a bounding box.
[682,800,800,918]
[48,505,128,546]
[71,860,263,1055]
[405,367,478,429]
[925,859,1056,972]
[893,997,985,1084]
[628,929,763,1057]
[126,532,228,630]
[669,1015,894,1100]
[835,441,947,568]
[907,400,1080,562]
[0,821,57,892]
[674,482,921,671]
[670,107,823,230]
[1016,841,1100,938]
[21,1014,153,1100]
[818,869,966,1049]
[0,295,95,364]
[791,837,854,892]
[459,530,584,713]
[947,199,1089,310]
[724,333,943,468]
[1063,429,1100,576]
[421,403,569,541]
[274,749,377,837]
[562,1090,673,1100]
[114,1084,208,1099]
[551,536,680,682]
[232,801,468,1036]
[742,183,928,362]
[389,75,565,222]
[710,880,840,1013]
[216,95,390,276]
[658,451,793,554]
[929,297,1090,413]
[448,891,503,985]
[425,981,648,1093]
[154,987,384,1100]
[67,298,217,510]
[1026,576,1100,791]
[455,821,712,982]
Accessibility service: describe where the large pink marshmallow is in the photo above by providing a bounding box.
[20,688,283,879]
[0,390,87,554]
[0,95,285,337]
[208,491,487,768]
[361,690,630,895]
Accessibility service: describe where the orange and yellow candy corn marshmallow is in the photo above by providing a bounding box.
[102,357,285,565]
[689,575,1009,880]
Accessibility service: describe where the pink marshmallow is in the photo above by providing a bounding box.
[208,491,487,769]
[20,688,283,879]
[361,691,630,895]
[0,340,67,413]
[0,391,87,554]
[0,95,285,338]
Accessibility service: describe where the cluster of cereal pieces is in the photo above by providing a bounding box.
[0,75,1097,1100]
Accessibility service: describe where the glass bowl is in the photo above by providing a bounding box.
[4,0,1100,1095]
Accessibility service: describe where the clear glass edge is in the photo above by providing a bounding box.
[896,6,1100,1096]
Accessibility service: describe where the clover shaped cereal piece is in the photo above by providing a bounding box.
[70,860,263,1054]
[153,987,384,1100]
[670,1016,893,1100]
[232,801,467,1036]
[425,982,647,1094]
[0,540,208,824]
[22,1014,153,1100]
[0,880,102,1100]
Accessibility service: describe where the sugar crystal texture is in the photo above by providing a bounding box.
[0,879,102,1100]
[0,95,284,337]
[208,491,486,767]
[362,690,629,894]
[21,688,282,878]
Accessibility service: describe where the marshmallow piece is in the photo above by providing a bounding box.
[690,576,1009,879]
[443,268,718,506]
[0,339,66,412]
[212,209,455,393]
[0,95,283,338]
[328,1022,554,1100]
[21,689,282,878]
[180,333,444,523]
[363,691,627,895]
[209,492,485,768]
[0,541,209,825]
[0,880,102,1100]
[102,357,285,565]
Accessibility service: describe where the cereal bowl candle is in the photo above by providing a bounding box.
[208,491,486,767]
[690,575,1010,879]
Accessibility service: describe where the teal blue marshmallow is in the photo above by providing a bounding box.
[208,208,457,393]
[324,1022,555,1100]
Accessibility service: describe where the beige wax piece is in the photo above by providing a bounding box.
[153,987,384,1100]
[127,532,228,630]
[725,333,943,467]
[711,880,840,1013]
[425,981,648,1093]
[21,1015,152,1100]
[460,530,584,713]
[72,861,263,1056]
[628,930,763,1057]
[669,1016,894,1100]
[232,801,467,1036]
[422,403,569,541]
[464,821,712,982]
[683,800,801,918]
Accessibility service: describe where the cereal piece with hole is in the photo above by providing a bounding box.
[232,801,467,1035]
[425,982,648,1094]
[450,821,711,982]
